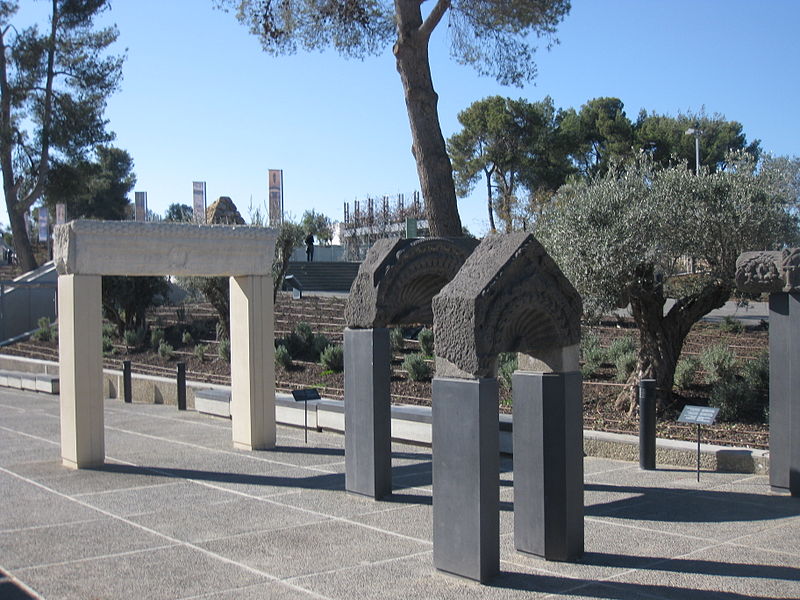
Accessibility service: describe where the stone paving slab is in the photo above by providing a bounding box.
[0,388,798,600]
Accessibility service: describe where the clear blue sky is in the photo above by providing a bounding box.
[14,0,800,235]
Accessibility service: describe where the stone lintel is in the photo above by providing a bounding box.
[735,249,800,294]
[345,237,479,328]
[54,220,276,277]
[432,233,582,379]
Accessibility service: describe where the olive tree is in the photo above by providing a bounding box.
[536,152,798,411]
[216,0,570,236]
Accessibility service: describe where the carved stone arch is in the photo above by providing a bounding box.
[345,237,479,328]
[433,232,581,379]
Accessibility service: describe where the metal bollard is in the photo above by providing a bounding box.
[177,362,186,411]
[123,360,132,404]
[638,379,656,470]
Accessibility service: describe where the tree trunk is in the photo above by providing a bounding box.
[616,266,732,413]
[484,166,496,232]
[7,205,37,272]
[394,0,462,237]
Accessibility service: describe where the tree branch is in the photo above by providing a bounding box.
[419,0,450,40]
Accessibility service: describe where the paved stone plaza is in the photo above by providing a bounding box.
[1,387,798,599]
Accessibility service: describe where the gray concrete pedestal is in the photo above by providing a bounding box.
[432,377,499,583]
[512,371,584,561]
[768,292,800,496]
[344,327,392,499]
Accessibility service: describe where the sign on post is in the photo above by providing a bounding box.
[268,169,283,228]
[38,211,49,242]
[56,203,67,225]
[192,181,207,223]
[134,192,147,221]
[291,388,320,443]
[678,405,720,482]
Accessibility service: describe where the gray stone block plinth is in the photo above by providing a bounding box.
[512,371,584,561]
[432,377,499,582]
[768,292,800,496]
[344,328,392,499]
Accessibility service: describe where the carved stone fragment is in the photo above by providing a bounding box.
[432,232,581,379]
[735,249,800,294]
[345,237,479,328]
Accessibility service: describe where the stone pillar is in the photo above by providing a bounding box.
[432,377,499,583]
[512,371,584,561]
[58,274,104,469]
[230,275,275,450]
[768,291,800,496]
[344,327,392,499]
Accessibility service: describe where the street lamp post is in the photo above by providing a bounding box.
[685,127,702,174]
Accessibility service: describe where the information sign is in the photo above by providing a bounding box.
[677,405,719,425]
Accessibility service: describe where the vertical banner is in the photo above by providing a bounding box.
[38,210,49,242]
[192,181,207,223]
[56,203,66,225]
[135,191,147,221]
[268,169,283,228]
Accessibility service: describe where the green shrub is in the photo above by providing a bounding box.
[581,333,605,378]
[674,356,700,390]
[158,341,174,359]
[700,344,737,384]
[281,332,306,359]
[390,327,405,352]
[102,322,117,339]
[102,335,115,355]
[32,316,52,342]
[181,331,193,345]
[295,321,314,345]
[312,334,331,360]
[403,352,432,381]
[124,327,146,349]
[418,327,435,357]
[498,352,518,389]
[320,344,344,373]
[718,315,744,334]
[193,343,208,362]
[275,344,292,369]
[607,335,636,364]
[709,376,768,423]
[150,328,165,348]
[218,338,231,362]
[614,350,637,383]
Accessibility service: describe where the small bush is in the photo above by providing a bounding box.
[718,315,744,334]
[312,334,331,360]
[320,344,344,373]
[215,321,226,341]
[614,350,637,383]
[158,341,174,359]
[709,376,768,423]
[674,357,700,390]
[607,335,636,364]
[193,343,208,362]
[743,352,769,393]
[295,321,314,345]
[581,333,605,378]
[700,344,737,384]
[498,352,517,389]
[218,338,231,362]
[275,344,292,369]
[124,327,146,350]
[102,322,117,339]
[102,335,115,355]
[150,328,165,348]
[418,327,435,357]
[390,327,404,352]
[281,332,306,359]
[32,316,52,342]
[181,331,193,345]
[403,352,432,381]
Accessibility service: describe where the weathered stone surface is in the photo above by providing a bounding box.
[735,249,800,294]
[345,237,479,328]
[432,233,581,379]
[54,220,275,277]
[206,196,245,225]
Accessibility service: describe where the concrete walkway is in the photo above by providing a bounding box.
[1,388,798,599]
